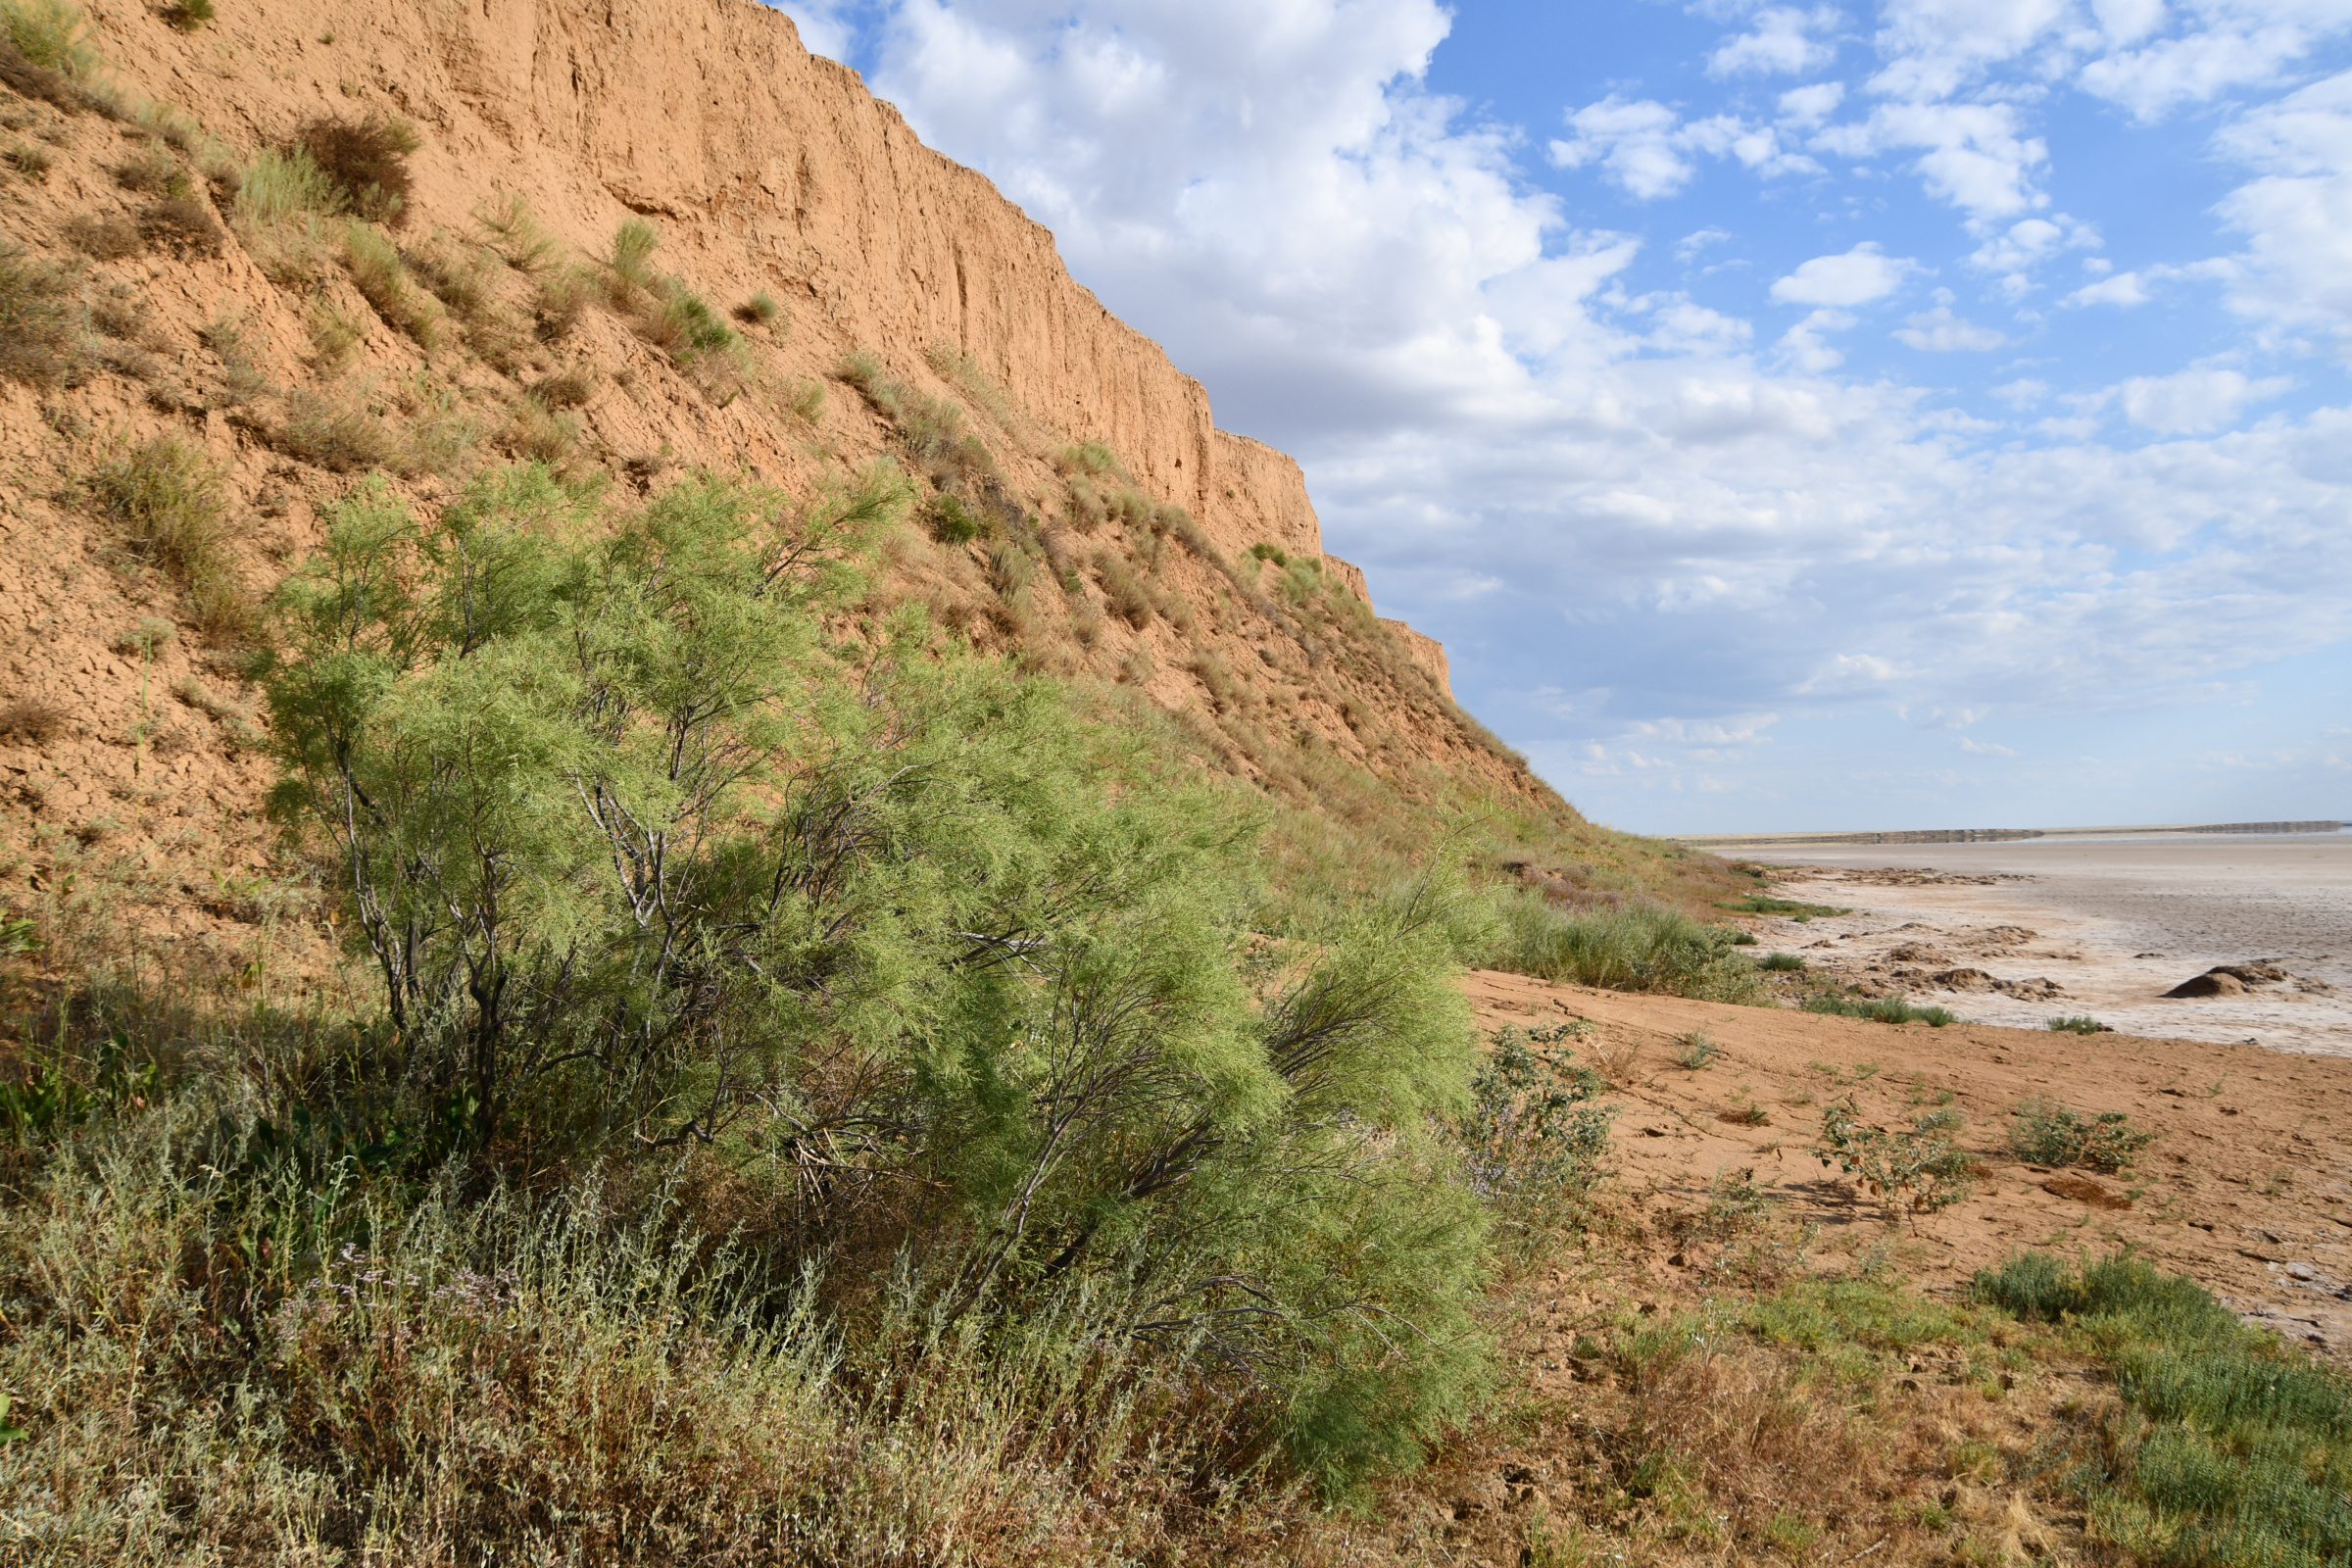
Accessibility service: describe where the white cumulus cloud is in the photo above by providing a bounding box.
[1771,242,1918,305]
[2116,366,2293,433]
[1707,5,1843,76]
[1894,305,2006,349]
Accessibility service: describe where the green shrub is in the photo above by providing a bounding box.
[1814,1101,1972,1218]
[1759,951,1805,971]
[162,0,211,30]
[735,289,780,324]
[1457,1022,1611,1249]
[255,464,1491,1485]
[2009,1097,2155,1171]
[2046,1014,2109,1034]
[1490,894,1766,1004]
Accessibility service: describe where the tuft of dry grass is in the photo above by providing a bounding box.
[1096,551,1154,630]
[198,313,270,405]
[527,364,594,409]
[84,432,251,640]
[0,240,77,384]
[531,264,590,341]
[136,196,224,257]
[111,144,180,194]
[341,220,441,347]
[0,697,68,744]
[1587,1036,1642,1088]
[64,211,141,259]
[476,190,561,274]
[503,393,580,467]
[294,111,418,223]
[276,384,403,472]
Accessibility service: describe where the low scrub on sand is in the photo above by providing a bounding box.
[2008,1096,2157,1171]
[1976,1250,2352,1568]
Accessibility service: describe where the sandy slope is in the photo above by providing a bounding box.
[1463,969,2352,1355]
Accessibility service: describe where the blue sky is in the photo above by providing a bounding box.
[771,0,2352,833]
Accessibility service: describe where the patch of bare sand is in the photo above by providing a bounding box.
[1464,969,2352,1353]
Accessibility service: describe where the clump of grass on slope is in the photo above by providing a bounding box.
[1491,891,1766,1004]
[85,433,250,639]
[1976,1250,2352,1568]
[0,241,77,385]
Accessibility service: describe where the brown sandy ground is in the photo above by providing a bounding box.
[1313,974,2352,1568]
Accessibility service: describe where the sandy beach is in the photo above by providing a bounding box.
[1741,832,2352,1054]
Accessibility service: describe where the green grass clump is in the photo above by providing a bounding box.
[1802,993,1956,1027]
[274,385,404,471]
[1492,895,1767,1004]
[600,220,743,381]
[1759,951,1805,972]
[341,220,442,346]
[85,433,250,638]
[231,144,346,228]
[736,289,781,325]
[2,0,97,76]
[840,346,996,488]
[1976,1251,2352,1568]
[2046,1013,2109,1034]
[1673,1028,1722,1069]
[2009,1097,2156,1171]
[1716,894,1848,918]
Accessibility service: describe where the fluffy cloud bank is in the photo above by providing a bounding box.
[775,0,2352,828]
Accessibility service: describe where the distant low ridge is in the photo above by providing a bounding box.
[1677,819,2349,849]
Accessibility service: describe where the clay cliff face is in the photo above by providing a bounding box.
[102,0,1333,564]
[0,0,1561,961]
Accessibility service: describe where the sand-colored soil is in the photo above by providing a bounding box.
[1325,972,2352,1566]
[1464,969,2352,1353]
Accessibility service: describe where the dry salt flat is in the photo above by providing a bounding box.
[1751,832,2352,1056]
